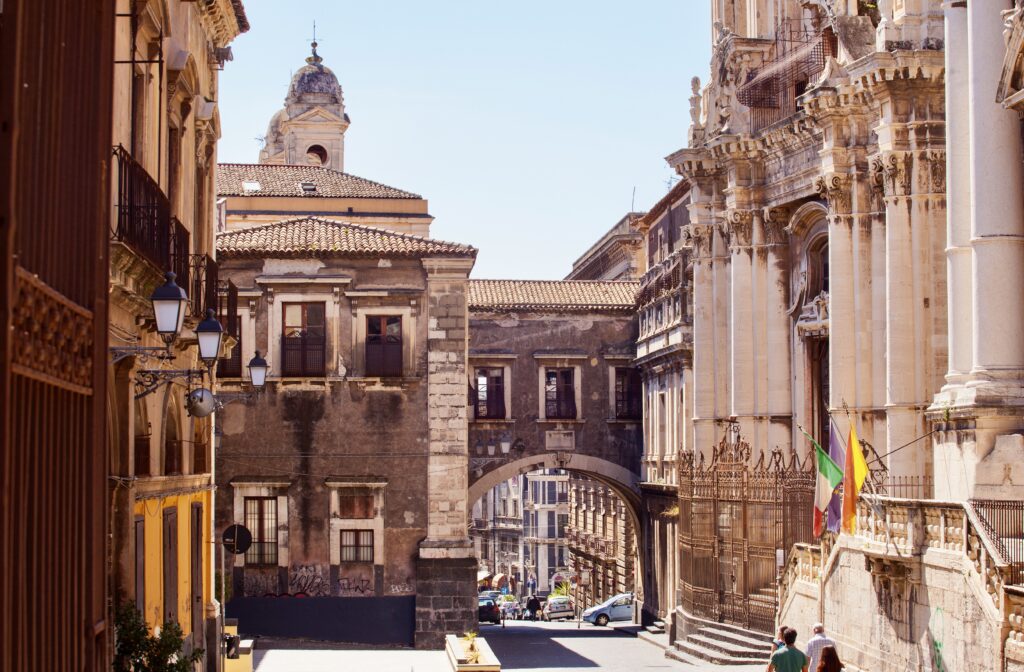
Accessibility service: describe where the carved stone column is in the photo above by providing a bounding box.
[762,207,792,427]
[942,0,973,388]
[687,211,717,463]
[967,0,1024,395]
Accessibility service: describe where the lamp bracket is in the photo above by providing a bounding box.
[109,345,174,366]
[134,368,206,399]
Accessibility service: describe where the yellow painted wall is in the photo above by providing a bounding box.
[134,490,212,633]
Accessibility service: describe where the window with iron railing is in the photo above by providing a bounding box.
[544,367,577,419]
[217,280,241,377]
[614,367,642,419]
[281,303,326,377]
[341,530,374,563]
[188,253,218,319]
[244,496,278,567]
[365,315,402,377]
[473,367,506,419]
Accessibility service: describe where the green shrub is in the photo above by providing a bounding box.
[113,602,204,672]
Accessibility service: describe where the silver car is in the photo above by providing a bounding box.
[542,596,576,621]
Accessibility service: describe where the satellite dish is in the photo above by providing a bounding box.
[222,524,252,555]
[186,388,216,418]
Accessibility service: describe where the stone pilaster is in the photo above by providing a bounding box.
[762,207,792,452]
[725,208,755,421]
[417,256,476,649]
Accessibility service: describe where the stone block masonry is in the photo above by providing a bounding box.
[418,257,477,647]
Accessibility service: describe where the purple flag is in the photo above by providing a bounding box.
[826,422,846,532]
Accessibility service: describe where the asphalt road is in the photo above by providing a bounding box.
[480,619,680,671]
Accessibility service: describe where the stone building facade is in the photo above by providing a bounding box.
[566,475,637,608]
[466,280,644,606]
[106,1,248,669]
[633,181,692,623]
[470,475,523,593]
[651,1,1024,670]
[213,48,478,648]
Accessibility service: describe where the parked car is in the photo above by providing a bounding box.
[499,596,522,620]
[582,593,633,626]
[478,598,501,625]
[542,596,575,621]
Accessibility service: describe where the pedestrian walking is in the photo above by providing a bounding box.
[805,623,837,672]
[816,645,844,672]
[771,625,788,653]
[526,595,541,621]
[767,627,809,672]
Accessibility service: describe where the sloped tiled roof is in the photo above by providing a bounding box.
[468,280,639,313]
[217,163,421,199]
[217,217,476,259]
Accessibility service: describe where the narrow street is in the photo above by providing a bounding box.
[251,620,767,672]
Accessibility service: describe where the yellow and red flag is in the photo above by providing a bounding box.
[841,424,869,533]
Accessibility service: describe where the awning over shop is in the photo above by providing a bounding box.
[477,570,492,583]
[493,573,507,587]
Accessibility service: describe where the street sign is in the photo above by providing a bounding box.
[222,524,252,555]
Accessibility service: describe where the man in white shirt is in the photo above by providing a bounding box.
[805,623,836,672]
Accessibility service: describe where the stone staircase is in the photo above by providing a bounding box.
[667,621,774,667]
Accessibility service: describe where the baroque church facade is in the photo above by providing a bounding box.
[637,1,1024,671]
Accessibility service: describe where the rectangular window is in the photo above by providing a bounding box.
[341,530,374,563]
[366,315,402,377]
[544,368,577,419]
[547,511,556,538]
[547,544,556,570]
[615,367,642,419]
[244,497,278,566]
[557,513,568,537]
[474,367,506,419]
[282,302,326,376]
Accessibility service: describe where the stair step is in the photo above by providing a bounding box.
[692,619,775,645]
[695,626,773,650]
[637,630,668,650]
[645,624,666,634]
[665,645,706,666]
[673,640,768,666]
[685,633,769,659]
[653,619,666,628]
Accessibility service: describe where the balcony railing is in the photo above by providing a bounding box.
[188,253,218,319]
[281,334,326,377]
[112,145,172,271]
[217,280,242,377]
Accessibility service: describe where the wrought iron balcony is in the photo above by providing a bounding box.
[188,253,218,319]
[112,145,172,271]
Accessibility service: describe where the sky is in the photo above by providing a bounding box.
[217,1,712,279]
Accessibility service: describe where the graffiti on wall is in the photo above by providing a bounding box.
[338,575,373,596]
[289,564,330,597]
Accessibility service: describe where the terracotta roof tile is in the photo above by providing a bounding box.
[468,280,639,313]
[217,163,421,199]
[216,217,476,259]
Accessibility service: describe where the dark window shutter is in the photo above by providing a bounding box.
[135,518,146,613]
[560,369,576,418]
[489,371,505,418]
[163,509,178,624]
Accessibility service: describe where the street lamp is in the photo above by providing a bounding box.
[195,308,225,366]
[247,351,268,388]
[150,272,188,345]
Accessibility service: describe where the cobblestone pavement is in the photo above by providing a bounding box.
[251,620,766,671]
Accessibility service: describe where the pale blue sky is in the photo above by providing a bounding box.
[218,1,712,279]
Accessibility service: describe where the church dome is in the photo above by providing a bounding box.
[285,43,342,105]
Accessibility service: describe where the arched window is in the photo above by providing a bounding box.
[807,237,829,297]
[306,144,328,166]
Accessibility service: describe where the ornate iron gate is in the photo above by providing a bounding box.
[679,434,814,633]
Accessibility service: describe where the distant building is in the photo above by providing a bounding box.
[521,469,570,596]
[214,45,478,649]
[567,475,637,607]
[564,212,647,281]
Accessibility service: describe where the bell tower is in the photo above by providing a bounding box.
[259,41,350,170]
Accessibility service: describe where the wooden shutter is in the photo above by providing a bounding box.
[163,509,178,624]
[135,518,146,614]
[488,370,505,419]
[190,504,203,642]
[559,369,576,418]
